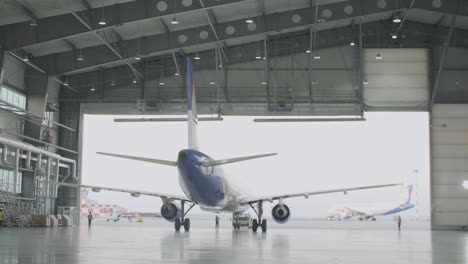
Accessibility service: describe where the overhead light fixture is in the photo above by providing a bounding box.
[245,18,254,24]
[30,19,38,27]
[110,80,116,86]
[209,81,216,85]
[194,53,201,60]
[255,49,262,60]
[218,64,222,68]
[171,17,179,25]
[393,15,402,23]
[463,181,468,190]
[311,80,317,85]
[98,17,106,26]
[392,34,398,39]
[306,49,311,54]
[313,54,321,59]
[22,54,29,62]
[90,87,95,91]
[64,80,69,86]
[350,41,355,46]
[261,81,267,85]
[159,82,165,86]
[77,52,84,61]
[375,53,383,60]
[132,78,138,84]
[262,56,266,60]
[135,55,141,61]
[363,79,369,85]
[174,72,180,76]
[317,17,326,23]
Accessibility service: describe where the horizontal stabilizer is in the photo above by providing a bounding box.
[114,117,223,122]
[201,153,277,167]
[97,152,177,166]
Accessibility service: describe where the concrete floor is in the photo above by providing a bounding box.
[0,219,466,264]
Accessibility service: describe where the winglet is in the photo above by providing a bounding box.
[201,153,277,167]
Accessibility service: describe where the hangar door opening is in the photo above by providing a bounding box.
[80,112,430,225]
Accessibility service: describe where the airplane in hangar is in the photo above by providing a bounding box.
[326,185,415,221]
[60,57,399,232]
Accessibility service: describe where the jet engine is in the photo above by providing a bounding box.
[160,202,181,222]
[271,204,290,223]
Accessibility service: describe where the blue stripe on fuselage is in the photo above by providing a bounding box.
[177,149,225,207]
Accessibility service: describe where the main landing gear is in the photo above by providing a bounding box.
[249,201,267,233]
[175,201,195,232]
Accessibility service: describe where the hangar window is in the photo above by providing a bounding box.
[0,85,27,111]
[0,169,22,193]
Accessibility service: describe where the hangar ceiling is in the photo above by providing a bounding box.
[1,0,468,109]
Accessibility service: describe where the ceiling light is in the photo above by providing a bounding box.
[30,19,38,27]
[64,80,69,86]
[393,16,401,23]
[22,54,29,62]
[77,53,84,61]
[311,80,317,85]
[132,78,137,84]
[317,17,326,23]
[363,79,369,85]
[313,54,321,59]
[209,81,216,85]
[255,55,262,60]
[194,53,201,60]
[90,87,95,91]
[262,57,266,60]
[98,18,106,26]
[261,81,267,85]
[135,55,141,60]
[376,53,383,60]
[174,72,180,76]
[350,41,355,46]
[171,17,179,25]
[110,80,116,86]
[159,82,165,86]
[245,18,254,24]
[463,181,468,189]
[306,49,311,54]
[218,64,222,68]
[392,34,398,39]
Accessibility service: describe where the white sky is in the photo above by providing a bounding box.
[82,112,430,218]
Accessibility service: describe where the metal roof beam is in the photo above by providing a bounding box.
[70,11,143,79]
[31,0,406,75]
[32,0,468,77]
[12,0,36,21]
[0,0,250,51]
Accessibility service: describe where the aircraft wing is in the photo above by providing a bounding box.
[56,182,192,203]
[241,183,400,204]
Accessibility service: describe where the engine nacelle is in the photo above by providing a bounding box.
[160,202,181,222]
[271,204,291,224]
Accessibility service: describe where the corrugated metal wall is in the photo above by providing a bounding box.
[431,104,468,229]
[364,48,429,110]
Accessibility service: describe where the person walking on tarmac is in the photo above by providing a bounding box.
[215,215,219,228]
[0,209,4,227]
[88,212,94,228]
[397,215,402,230]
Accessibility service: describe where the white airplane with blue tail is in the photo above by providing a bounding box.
[327,185,415,221]
[62,57,399,232]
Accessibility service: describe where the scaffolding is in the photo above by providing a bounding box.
[0,135,77,227]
